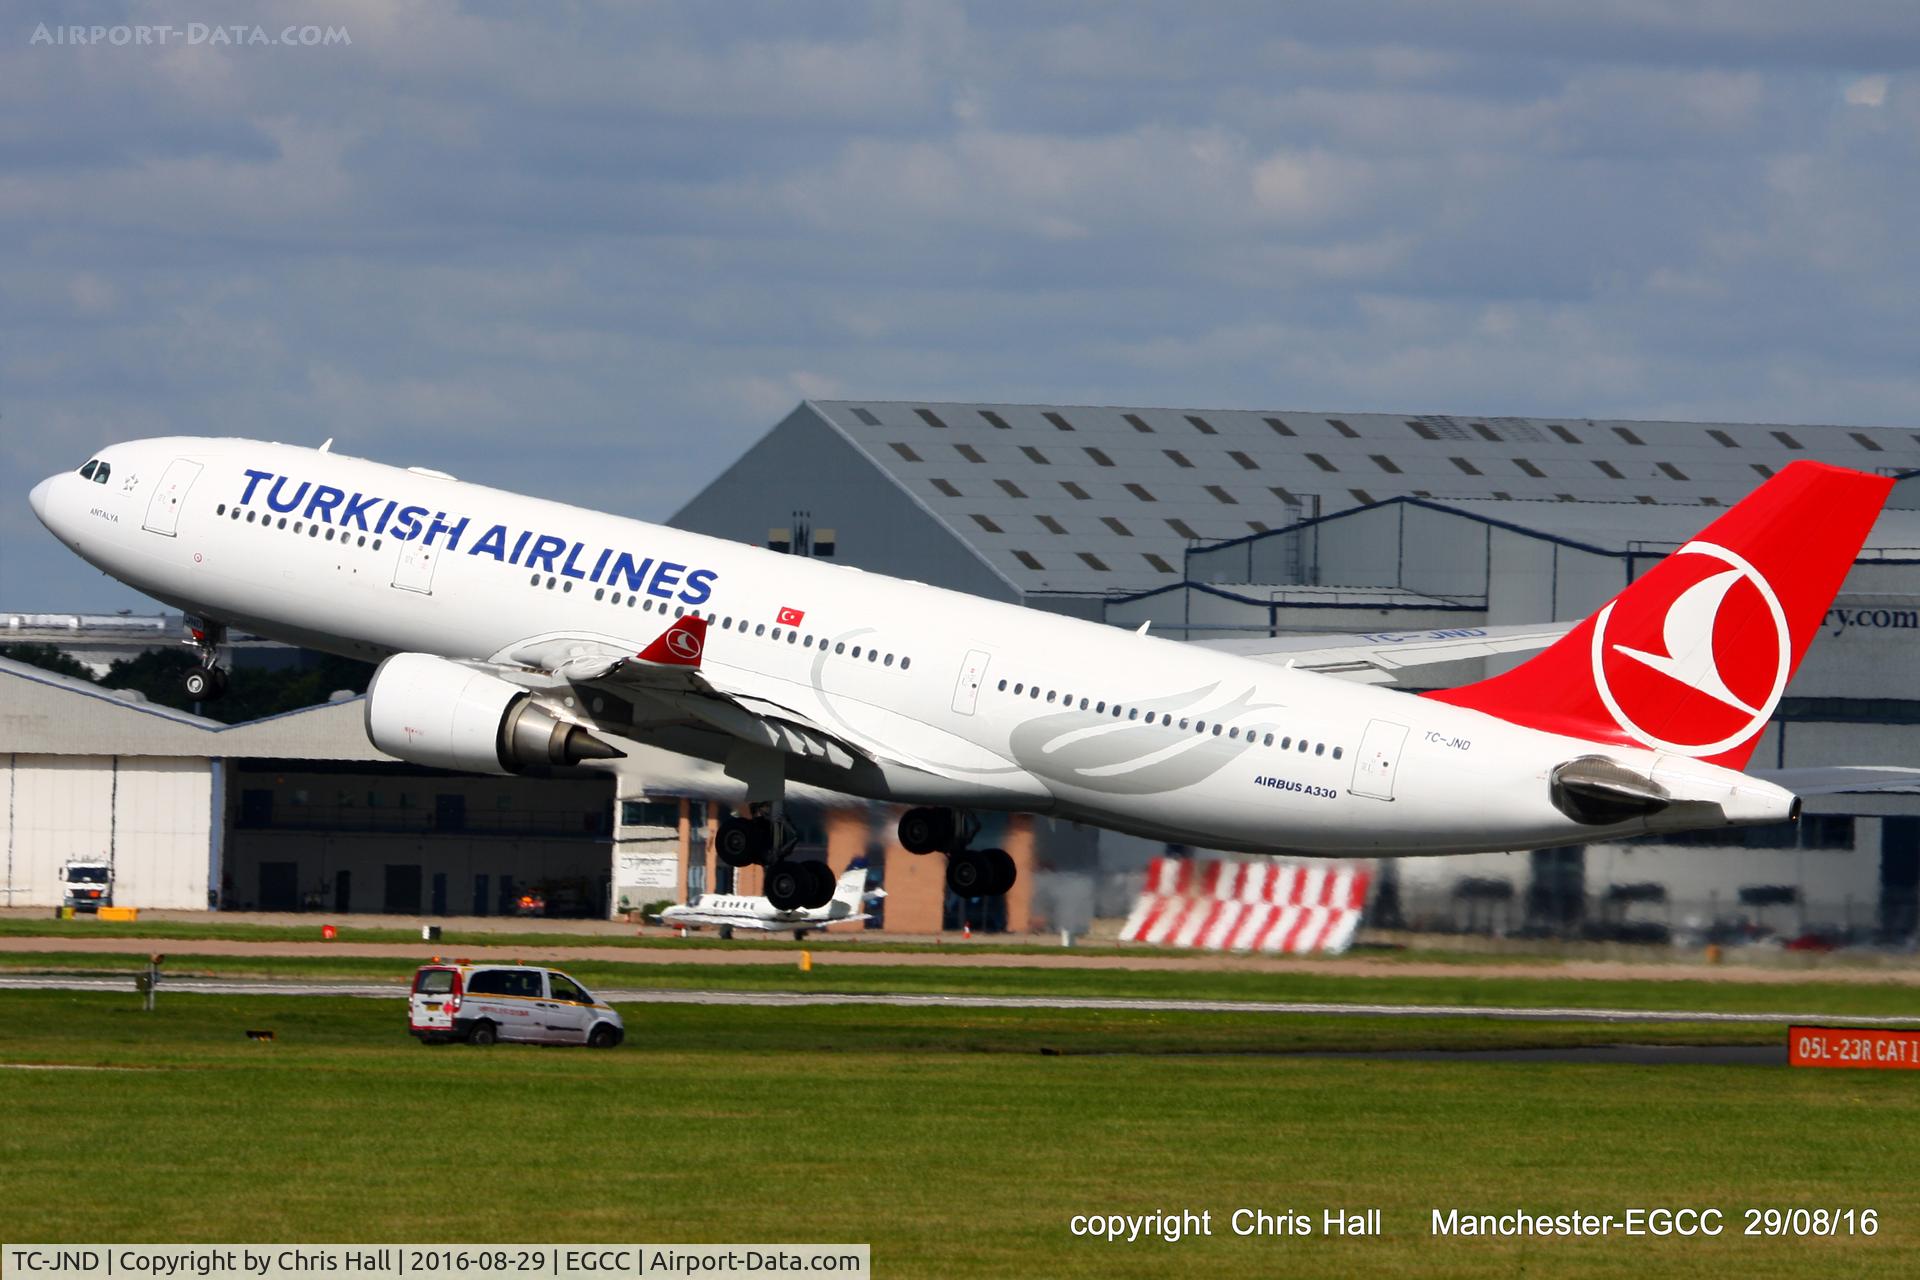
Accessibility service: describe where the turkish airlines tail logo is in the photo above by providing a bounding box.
[1428,461,1894,770]
[1609,564,1765,717]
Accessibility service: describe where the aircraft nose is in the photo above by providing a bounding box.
[29,475,54,526]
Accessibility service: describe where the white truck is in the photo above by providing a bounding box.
[60,859,112,912]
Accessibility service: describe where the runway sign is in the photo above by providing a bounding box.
[1789,1025,1920,1070]
[1119,856,1372,955]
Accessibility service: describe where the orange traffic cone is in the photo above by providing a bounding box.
[962,920,972,940]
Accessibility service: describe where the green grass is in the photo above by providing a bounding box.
[1,991,1916,1278]
[7,949,1920,1019]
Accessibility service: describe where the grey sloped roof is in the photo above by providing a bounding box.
[0,657,387,759]
[810,400,1919,595]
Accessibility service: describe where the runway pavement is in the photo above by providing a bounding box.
[4,973,1917,1027]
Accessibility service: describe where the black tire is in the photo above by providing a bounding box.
[716,816,773,868]
[982,848,1017,896]
[467,1020,498,1046]
[898,807,955,855]
[766,862,807,911]
[587,1023,620,1050]
[183,668,218,700]
[946,849,991,898]
[802,860,836,908]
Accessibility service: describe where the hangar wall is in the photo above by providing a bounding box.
[1,754,212,909]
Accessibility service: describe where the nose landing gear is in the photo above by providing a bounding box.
[181,620,229,702]
[896,807,1017,898]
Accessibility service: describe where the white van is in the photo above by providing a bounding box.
[408,963,625,1048]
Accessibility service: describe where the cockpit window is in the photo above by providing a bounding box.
[92,462,110,484]
[79,460,98,479]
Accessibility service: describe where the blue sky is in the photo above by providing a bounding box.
[6,1,1919,610]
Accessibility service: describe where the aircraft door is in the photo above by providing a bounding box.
[142,459,203,536]
[951,648,992,714]
[390,538,438,594]
[1350,719,1409,801]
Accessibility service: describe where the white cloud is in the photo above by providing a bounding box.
[10,1,1920,611]
[1845,74,1890,106]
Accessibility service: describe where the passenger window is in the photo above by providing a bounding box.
[1046,691,1056,703]
[1315,743,1325,755]
[549,974,590,1004]
[901,658,911,670]
[468,970,509,996]
[1264,734,1275,747]
[834,642,846,654]
[1333,747,1344,760]
[756,624,766,636]
[1128,708,1138,720]
[998,680,1008,691]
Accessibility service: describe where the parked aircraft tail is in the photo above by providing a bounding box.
[1428,460,1894,769]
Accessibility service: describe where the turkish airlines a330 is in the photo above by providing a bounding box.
[25,438,1897,910]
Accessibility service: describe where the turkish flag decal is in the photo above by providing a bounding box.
[777,606,805,626]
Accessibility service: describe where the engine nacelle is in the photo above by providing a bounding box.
[365,652,623,774]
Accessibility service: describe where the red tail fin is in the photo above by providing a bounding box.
[1428,461,1893,768]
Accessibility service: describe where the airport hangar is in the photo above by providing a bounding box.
[671,401,1920,941]
[5,401,1918,940]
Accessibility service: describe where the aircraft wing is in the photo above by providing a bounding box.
[492,615,873,769]
[1187,623,1575,685]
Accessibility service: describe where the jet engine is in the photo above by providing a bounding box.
[364,652,624,775]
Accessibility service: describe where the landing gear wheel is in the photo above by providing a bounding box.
[765,861,809,912]
[716,816,774,867]
[467,1021,498,1047]
[587,1023,620,1050]
[801,860,836,909]
[898,806,957,855]
[946,849,994,898]
[981,848,1017,896]
[182,667,227,701]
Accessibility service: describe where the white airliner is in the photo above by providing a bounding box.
[25,437,1901,910]
[658,864,877,938]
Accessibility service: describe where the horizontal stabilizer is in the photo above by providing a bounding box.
[1748,766,1920,795]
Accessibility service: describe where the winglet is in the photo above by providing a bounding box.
[636,613,708,667]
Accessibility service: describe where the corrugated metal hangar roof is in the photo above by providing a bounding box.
[0,657,386,759]
[807,400,1919,596]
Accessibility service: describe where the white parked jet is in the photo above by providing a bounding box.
[26,438,1899,910]
[658,864,877,938]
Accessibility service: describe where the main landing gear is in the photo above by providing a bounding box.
[181,620,229,702]
[897,806,1016,899]
[715,808,836,912]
